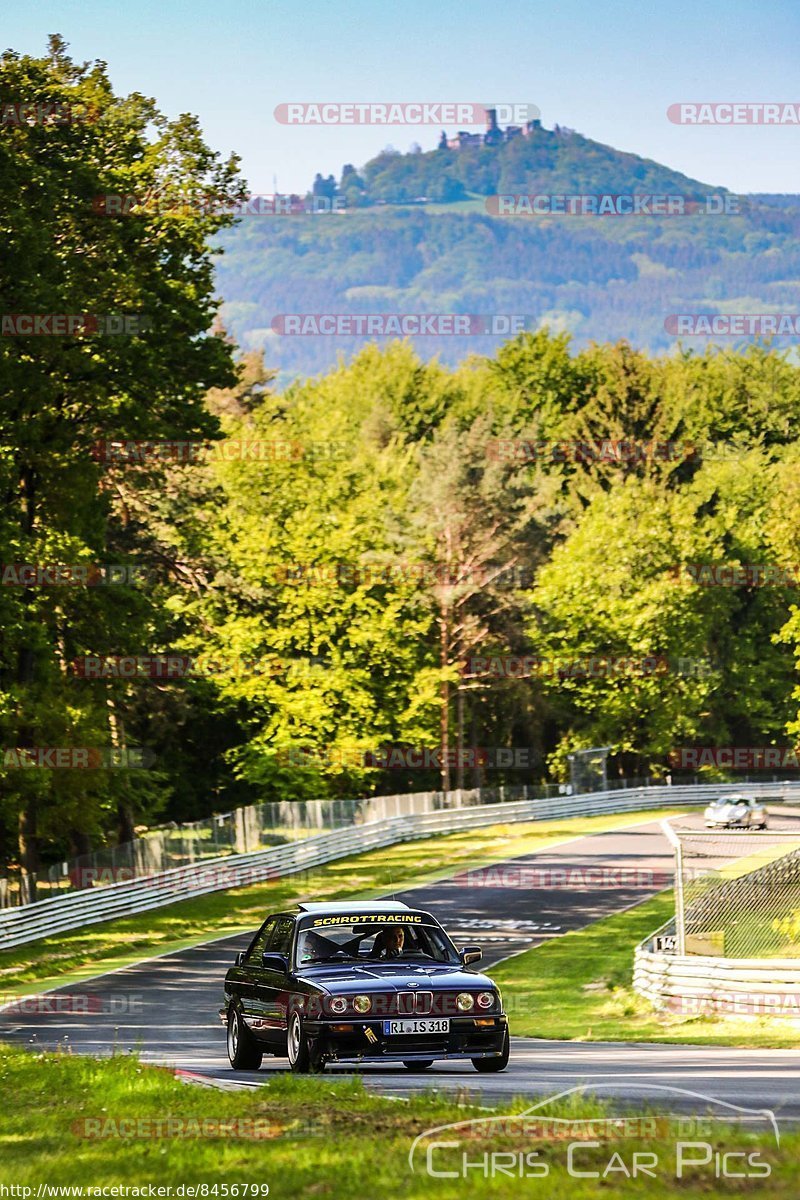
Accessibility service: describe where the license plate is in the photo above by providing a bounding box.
[382,1018,450,1035]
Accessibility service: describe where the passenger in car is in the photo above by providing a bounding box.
[297,929,335,962]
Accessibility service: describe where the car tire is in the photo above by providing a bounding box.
[472,1029,510,1073]
[403,1060,434,1070]
[227,1004,263,1071]
[287,1010,325,1074]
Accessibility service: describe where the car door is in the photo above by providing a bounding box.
[254,915,296,1045]
[237,916,278,1026]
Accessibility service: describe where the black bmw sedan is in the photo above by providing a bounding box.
[220,901,509,1073]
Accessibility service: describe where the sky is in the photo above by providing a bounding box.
[5,0,800,195]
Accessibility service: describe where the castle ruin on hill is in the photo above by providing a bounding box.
[438,108,573,150]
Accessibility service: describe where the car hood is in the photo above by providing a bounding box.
[706,802,746,817]
[293,961,496,994]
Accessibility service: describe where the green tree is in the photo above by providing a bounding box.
[528,456,796,779]
[0,37,244,881]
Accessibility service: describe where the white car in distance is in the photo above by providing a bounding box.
[704,794,769,829]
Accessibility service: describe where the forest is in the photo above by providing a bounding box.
[3,41,800,878]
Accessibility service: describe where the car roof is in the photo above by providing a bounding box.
[296,901,413,913]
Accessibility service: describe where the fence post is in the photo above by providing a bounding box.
[674,839,686,956]
[234,807,248,854]
[661,818,686,955]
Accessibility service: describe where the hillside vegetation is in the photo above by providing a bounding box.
[218,130,800,378]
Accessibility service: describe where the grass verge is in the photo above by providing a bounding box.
[492,892,800,1047]
[1,808,685,994]
[0,1044,796,1196]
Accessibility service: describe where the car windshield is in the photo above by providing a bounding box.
[295,917,460,966]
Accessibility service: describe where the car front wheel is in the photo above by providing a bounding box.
[227,1004,263,1071]
[472,1029,510,1073]
[287,1010,325,1074]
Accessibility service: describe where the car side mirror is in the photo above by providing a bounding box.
[461,945,482,966]
[261,952,289,972]
[234,952,244,966]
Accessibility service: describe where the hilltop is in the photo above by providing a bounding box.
[216,122,800,382]
[324,117,728,207]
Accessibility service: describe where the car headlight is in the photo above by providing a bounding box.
[352,995,371,1014]
[476,991,494,1009]
[456,992,475,1011]
[329,996,348,1015]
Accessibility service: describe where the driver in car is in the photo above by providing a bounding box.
[370,925,405,959]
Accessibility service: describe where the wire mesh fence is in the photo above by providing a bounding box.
[672,825,800,957]
[3,773,793,910]
[1,780,585,908]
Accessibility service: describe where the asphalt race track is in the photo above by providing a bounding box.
[4,812,800,1119]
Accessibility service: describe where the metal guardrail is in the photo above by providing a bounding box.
[633,937,800,1015]
[4,779,800,951]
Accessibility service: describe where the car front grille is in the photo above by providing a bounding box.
[396,990,434,1015]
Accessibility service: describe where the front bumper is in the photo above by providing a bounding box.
[305,1014,508,1063]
